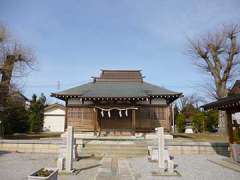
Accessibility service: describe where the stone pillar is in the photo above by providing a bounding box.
[78,139,84,158]
[156,127,165,172]
[218,111,227,134]
[57,157,65,171]
[66,126,74,172]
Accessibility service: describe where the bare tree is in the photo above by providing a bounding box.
[188,24,240,133]
[0,24,36,108]
[177,94,206,111]
[188,24,240,98]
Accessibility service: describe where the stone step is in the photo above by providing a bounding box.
[81,150,147,157]
[82,148,147,154]
[83,145,147,151]
[83,148,147,153]
[83,145,147,150]
[80,152,147,157]
[83,143,147,147]
[80,142,148,157]
[82,149,147,153]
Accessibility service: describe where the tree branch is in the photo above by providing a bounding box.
[187,23,240,99]
[223,28,239,81]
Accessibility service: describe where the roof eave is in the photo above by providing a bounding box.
[201,95,240,111]
[51,93,182,101]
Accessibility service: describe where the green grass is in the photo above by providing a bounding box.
[2,132,229,142]
[4,132,61,139]
[172,133,228,142]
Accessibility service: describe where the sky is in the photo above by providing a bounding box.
[0,0,240,103]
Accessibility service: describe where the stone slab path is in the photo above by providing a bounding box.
[0,152,240,180]
[95,157,135,180]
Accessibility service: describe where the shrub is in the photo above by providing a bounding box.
[2,98,29,135]
[192,112,205,133]
[233,128,240,143]
[205,110,218,132]
[176,113,185,133]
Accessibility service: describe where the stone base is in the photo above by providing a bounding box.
[152,170,181,176]
[185,128,193,134]
[61,132,96,138]
[58,169,75,175]
[147,157,157,162]
[145,133,157,139]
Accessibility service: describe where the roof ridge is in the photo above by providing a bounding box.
[101,69,142,72]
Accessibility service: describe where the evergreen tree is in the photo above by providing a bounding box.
[2,97,29,135]
[29,93,46,133]
[205,110,218,132]
[192,112,205,133]
[176,113,186,133]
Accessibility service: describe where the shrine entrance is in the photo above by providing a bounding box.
[94,106,137,136]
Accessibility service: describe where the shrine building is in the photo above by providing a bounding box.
[52,70,182,135]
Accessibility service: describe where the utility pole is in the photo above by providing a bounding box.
[172,104,175,133]
[57,81,60,90]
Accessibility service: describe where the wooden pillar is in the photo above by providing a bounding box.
[226,111,234,144]
[65,100,68,131]
[132,109,136,136]
[98,113,101,136]
[94,109,97,135]
[166,106,170,130]
[94,109,99,136]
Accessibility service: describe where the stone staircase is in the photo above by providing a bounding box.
[79,141,148,157]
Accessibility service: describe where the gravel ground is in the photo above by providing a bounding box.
[129,155,240,180]
[0,152,57,180]
[0,152,100,180]
[0,152,239,180]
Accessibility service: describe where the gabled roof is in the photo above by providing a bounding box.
[201,80,240,113]
[230,80,240,94]
[232,80,240,88]
[44,103,65,112]
[201,94,240,113]
[51,70,182,102]
[52,81,181,98]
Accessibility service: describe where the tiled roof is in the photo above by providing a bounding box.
[52,81,181,98]
[52,70,182,103]
[201,94,240,112]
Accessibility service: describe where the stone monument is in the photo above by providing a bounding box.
[148,127,179,176]
[66,126,73,172]
[57,126,77,173]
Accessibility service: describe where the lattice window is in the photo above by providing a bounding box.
[136,106,167,129]
[68,108,93,121]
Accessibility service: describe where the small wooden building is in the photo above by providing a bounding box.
[202,80,240,143]
[52,70,182,135]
